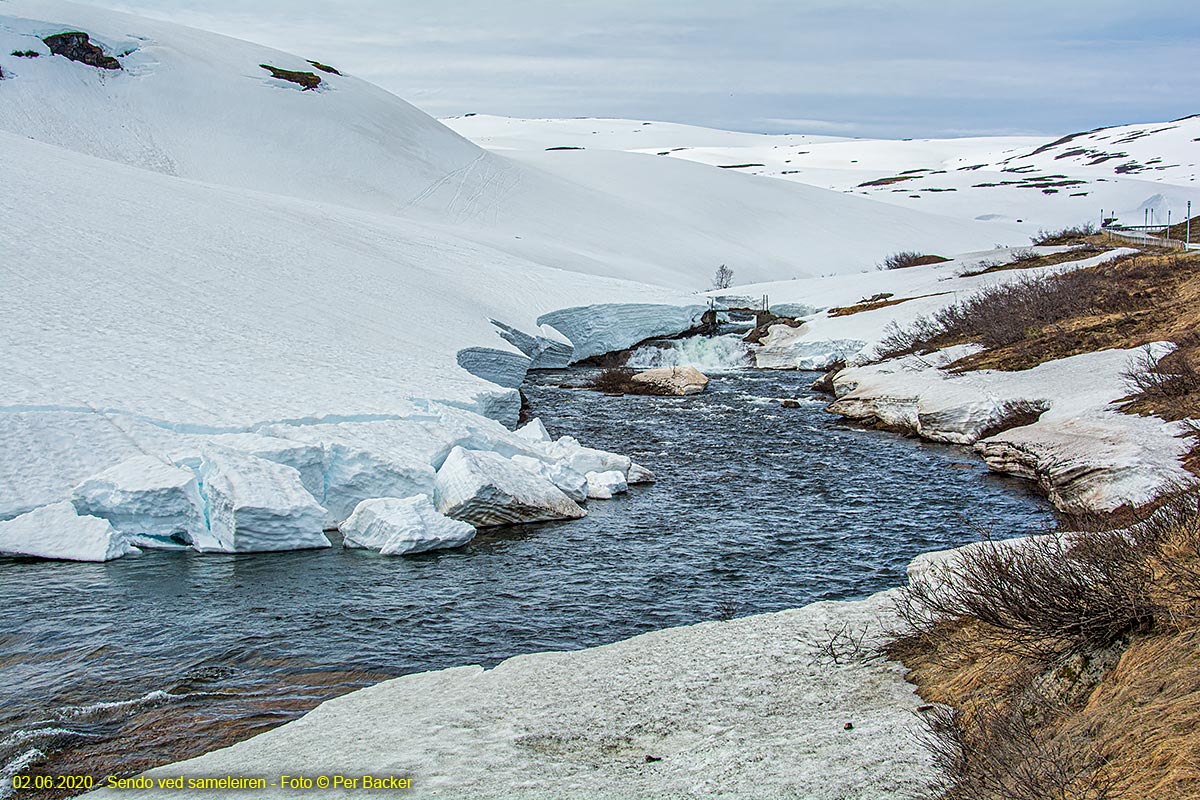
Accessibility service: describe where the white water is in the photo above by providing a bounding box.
[626,334,751,372]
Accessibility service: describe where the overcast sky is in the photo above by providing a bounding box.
[101,0,1198,138]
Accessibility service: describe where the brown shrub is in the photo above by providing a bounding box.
[878,251,949,270]
[895,489,1200,800]
[587,368,658,395]
[1032,223,1098,246]
[899,532,1155,660]
[1121,339,1200,421]
[875,254,1150,361]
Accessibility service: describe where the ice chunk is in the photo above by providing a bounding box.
[435,446,585,527]
[340,495,476,556]
[197,451,330,553]
[585,470,628,500]
[455,347,531,390]
[0,501,139,562]
[321,444,437,526]
[538,304,707,363]
[545,436,633,477]
[209,433,327,502]
[514,418,551,443]
[70,455,205,548]
[490,320,573,370]
[627,462,657,484]
[510,454,589,503]
[424,404,554,465]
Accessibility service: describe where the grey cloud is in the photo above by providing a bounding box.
[100,0,1199,137]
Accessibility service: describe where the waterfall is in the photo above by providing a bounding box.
[626,334,751,373]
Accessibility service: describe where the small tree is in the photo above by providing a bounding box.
[711,264,734,290]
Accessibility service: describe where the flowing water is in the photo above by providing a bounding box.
[0,367,1054,796]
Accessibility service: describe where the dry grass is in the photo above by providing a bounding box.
[959,244,1109,276]
[1121,336,1200,423]
[1162,215,1200,244]
[876,248,1200,373]
[1032,223,1099,246]
[891,491,1200,800]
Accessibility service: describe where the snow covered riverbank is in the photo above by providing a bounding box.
[89,588,936,800]
[827,347,1194,513]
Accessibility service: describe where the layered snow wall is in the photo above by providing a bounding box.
[0,403,650,560]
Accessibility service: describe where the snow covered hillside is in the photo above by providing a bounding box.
[0,0,1016,287]
[0,0,1040,553]
[446,114,1200,233]
[0,128,679,539]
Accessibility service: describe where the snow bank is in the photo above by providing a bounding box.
[196,452,330,553]
[513,418,552,443]
[435,447,586,527]
[339,495,476,556]
[0,501,138,562]
[70,455,205,548]
[827,348,1195,513]
[91,590,936,800]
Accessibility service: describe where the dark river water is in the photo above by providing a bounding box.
[0,368,1053,796]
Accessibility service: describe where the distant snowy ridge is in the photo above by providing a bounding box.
[446,114,1199,232]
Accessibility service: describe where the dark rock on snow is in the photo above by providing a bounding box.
[260,64,321,90]
[307,60,341,75]
[43,32,122,70]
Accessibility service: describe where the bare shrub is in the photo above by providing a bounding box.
[587,368,655,395]
[874,262,1146,361]
[1122,343,1200,401]
[1133,490,1200,615]
[1009,247,1041,263]
[897,488,1200,800]
[805,621,877,665]
[878,251,947,270]
[901,533,1155,660]
[1031,223,1098,246]
[714,599,740,621]
[711,264,734,290]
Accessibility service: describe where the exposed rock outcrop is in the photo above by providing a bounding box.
[629,366,709,396]
[43,32,121,70]
[260,64,321,90]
